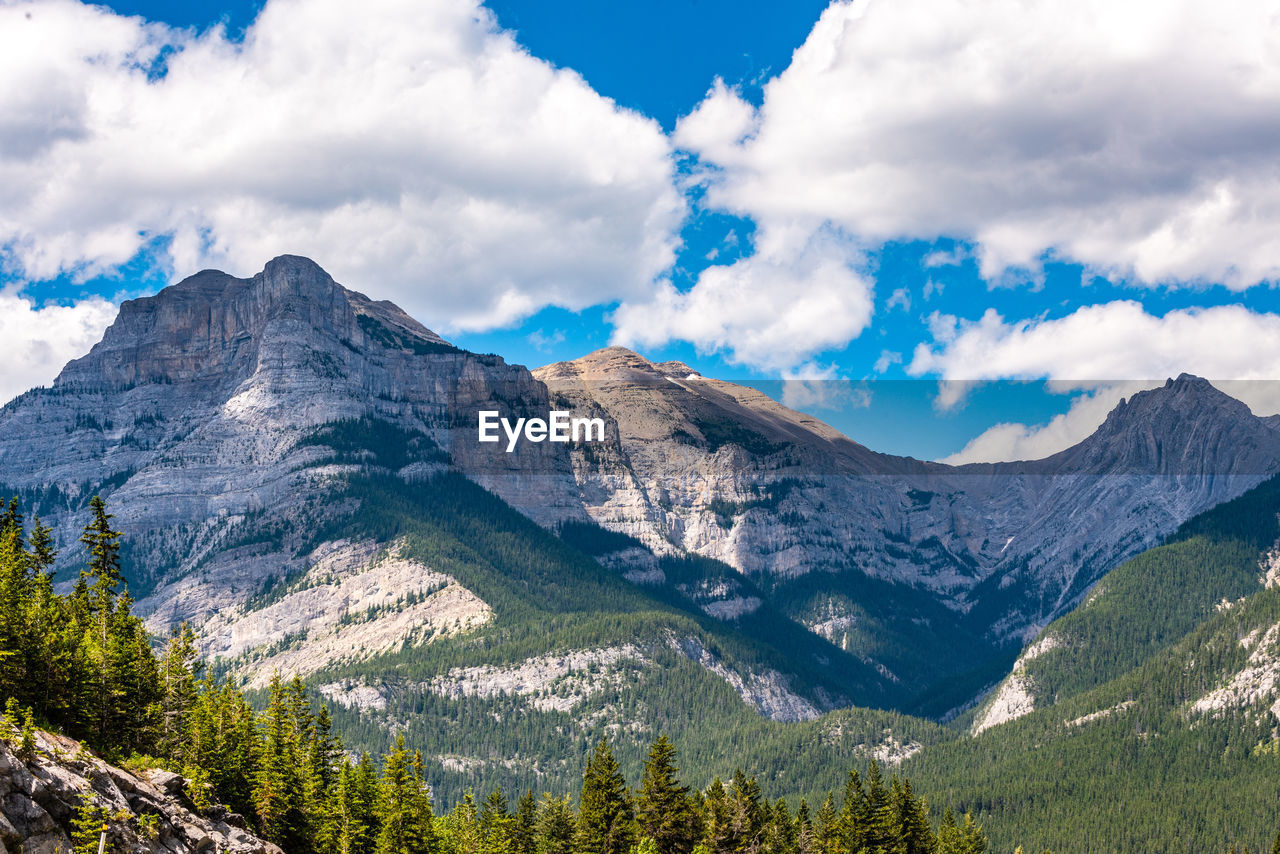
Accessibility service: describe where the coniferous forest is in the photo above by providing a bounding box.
[0,495,993,854]
[6,493,1280,854]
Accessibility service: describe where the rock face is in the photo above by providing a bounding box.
[0,729,279,854]
[0,255,582,629]
[536,351,1280,645]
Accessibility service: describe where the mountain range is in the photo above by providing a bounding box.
[3,256,1280,849]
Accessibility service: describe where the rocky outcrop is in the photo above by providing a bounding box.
[0,730,279,854]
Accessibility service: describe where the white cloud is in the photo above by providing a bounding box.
[0,294,117,403]
[886,287,910,312]
[527,328,565,352]
[873,350,901,373]
[0,0,683,332]
[777,363,872,412]
[910,302,1280,461]
[678,0,1280,289]
[609,229,873,372]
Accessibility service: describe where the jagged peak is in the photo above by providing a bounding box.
[1105,374,1249,424]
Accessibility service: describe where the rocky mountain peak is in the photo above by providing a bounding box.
[53,256,451,390]
[1048,374,1276,475]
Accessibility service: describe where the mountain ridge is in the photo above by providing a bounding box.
[2,255,1277,724]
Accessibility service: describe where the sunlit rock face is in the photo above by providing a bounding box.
[537,350,1280,642]
[0,255,582,629]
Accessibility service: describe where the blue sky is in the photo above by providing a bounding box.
[5,0,1280,461]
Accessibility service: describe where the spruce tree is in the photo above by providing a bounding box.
[636,735,698,854]
[577,737,634,854]
[535,795,576,854]
[512,790,537,854]
[79,496,123,744]
[374,734,436,854]
[480,787,514,854]
[159,624,200,760]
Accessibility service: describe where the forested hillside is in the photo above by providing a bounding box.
[905,474,1280,853]
[0,496,996,853]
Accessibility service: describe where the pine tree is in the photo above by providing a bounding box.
[636,735,699,854]
[159,624,200,760]
[795,799,815,854]
[535,795,576,854]
[71,791,107,854]
[79,496,123,744]
[374,734,436,854]
[701,778,732,854]
[813,794,838,854]
[835,769,866,854]
[764,798,798,854]
[727,769,764,853]
[577,737,634,854]
[255,674,301,847]
[513,790,537,854]
[480,787,515,854]
[441,790,482,854]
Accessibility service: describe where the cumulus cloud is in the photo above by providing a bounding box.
[0,0,683,332]
[610,230,873,372]
[678,0,1280,288]
[0,294,117,403]
[911,302,1280,461]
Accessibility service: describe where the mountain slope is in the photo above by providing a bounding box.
[0,255,584,627]
[909,473,1280,852]
[0,728,280,854]
[536,351,1280,672]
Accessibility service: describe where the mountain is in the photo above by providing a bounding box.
[2,255,1278,806]
[535,349,1280,711]
[0,255,584,628]
[903,472,1280,852]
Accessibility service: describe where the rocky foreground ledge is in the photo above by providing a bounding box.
[0,730,280,854]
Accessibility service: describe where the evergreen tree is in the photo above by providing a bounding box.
[835,769,866,854]
[535,795,576,854]
[71,791,107,854]
[480,787,515,854]
[374,734,436,854]
[813,794,838,854]
[577,737,634,854]
[254,674,302,848]
[512,790,537,854]
[159,623,200,760]
[636,735,699,854]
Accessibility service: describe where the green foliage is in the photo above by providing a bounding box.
[579,737,635,854]
[902,473,1280,853]
[556,520,647,557]
[71,791,107,854]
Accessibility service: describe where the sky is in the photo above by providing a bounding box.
[4,0,1280,461]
